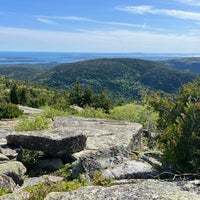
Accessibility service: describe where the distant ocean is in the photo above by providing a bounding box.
[0,52,199,64]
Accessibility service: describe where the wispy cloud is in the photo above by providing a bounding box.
[38,15,92,22]
[0,26,200,52]
[176,0,200,6]
[117,5,200,21]
[36,15,145,29]
[37,17,58,25]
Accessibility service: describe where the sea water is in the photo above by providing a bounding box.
[0,51,199,64]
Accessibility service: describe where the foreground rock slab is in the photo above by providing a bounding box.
[51,116,143,179]
[52,116,143,153]
[6,130,87,158]
[45,179,200,200]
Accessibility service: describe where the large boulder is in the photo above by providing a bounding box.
[52,116,142,152]
[51,116,143,179]
[0,174,16,192]
[44,179,200,200]
[6,130,87,158]
[0,161,26,186]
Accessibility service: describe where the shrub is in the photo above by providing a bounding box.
[0,188,9,196]
[92,171,113,186]
[0,102,23,119]
[24,179,86,200]
[20,149,44,172]
[15,115,50,131]
[109,103,158,131]
[77,107,107,119]
[53,164,72,180]
[149,79,200,173]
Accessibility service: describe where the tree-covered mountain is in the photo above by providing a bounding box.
[0,58,198,102]
[0,63,57,81]
[160,57,200,74]
[34,58,198,101]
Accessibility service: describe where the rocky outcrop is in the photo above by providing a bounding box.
[0,190,30,200]
[51,116,143,179]
[22,175,64,188]
[102,159,158,179]
[0,145,21,160]
[18,106,43,114]
[0,161,26,192]
[6,130,87,158]
[0,174,16,192]
[44,179,200,200]
[0,116,199,199]
[52,116,142,152]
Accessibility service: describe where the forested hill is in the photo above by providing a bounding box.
[33,58,198,101]
[160,57,200,73]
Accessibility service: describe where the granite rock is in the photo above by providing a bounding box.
[6,130,87,158]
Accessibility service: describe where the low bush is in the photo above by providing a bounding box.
[92,171,113,186]
[24,178,86,200]
[77,107,107,119]
[15,115,50,131]
[0,188,9,196]
[0,102,23,120]
[109,103,158,131]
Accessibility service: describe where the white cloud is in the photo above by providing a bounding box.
[176,0,200,6]
[38,16,92,22]
[96,21,146,29]
[36,15,145,29]
[0,26,200,52]
[37,18,58,25]
[117,5,200,21]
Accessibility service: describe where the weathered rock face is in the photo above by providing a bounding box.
[0,161,26,187]
[51,116,143,179]
[0,189,30,200]
[102,159,158,179]
[44,179,200,200]
[22,175,64,188]
[6,130,87,158]
[52,116,143,152]
[0,145,21,160]
[0,174,16,192]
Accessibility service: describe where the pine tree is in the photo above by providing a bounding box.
[10,84,19,104]
[149,79,200,173]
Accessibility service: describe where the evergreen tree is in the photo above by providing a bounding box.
[93,89,113,113]
[18,87,29,105]
[82,86,94,107]
[69,81,83,107]
[149,79,200,173]
[10,84,19,104]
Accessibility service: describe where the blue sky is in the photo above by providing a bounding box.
[1,0,200,52]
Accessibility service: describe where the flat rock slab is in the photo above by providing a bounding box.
[44,179,200,200]
[52,116,143,179]
[6,130,87,158]
[18,106,43,114]
[52,116,143,153]
[102,159,159,179]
